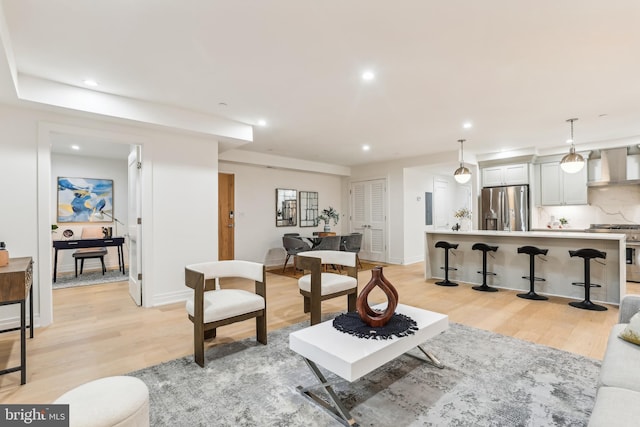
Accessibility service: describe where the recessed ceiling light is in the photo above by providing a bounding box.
[83,79,98,87]
[362,145,371,151]
[463,122,473,129]
[258,119,267,126]
[362,71,375,81]
[71,145,80,150]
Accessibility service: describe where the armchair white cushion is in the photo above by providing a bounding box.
[296,250,358,325]
[298,273,357,295]
[186,289,264,323]
[185,260,266,367]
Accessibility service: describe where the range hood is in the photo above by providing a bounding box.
[588,147,640,187]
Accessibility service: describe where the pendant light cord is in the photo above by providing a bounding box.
[567,118,578,152]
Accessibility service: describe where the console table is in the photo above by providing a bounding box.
[0,256,34,385]
[52,237,125,282]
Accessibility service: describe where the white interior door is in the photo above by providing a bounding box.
[433,178,451,229]
[350,179,386,262]
[127,147,142,306]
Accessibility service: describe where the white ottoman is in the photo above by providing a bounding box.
[54,376,149,427]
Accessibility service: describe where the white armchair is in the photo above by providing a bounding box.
[185,260,266,367]
[296,250,358,325]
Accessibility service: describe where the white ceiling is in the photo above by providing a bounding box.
[49,133,131,159]
[3,0,640,166]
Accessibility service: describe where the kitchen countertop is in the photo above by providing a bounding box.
[426,229,625,241]
[424,229,626,304]
[531,228,588,232]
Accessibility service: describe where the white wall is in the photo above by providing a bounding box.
[404,168,434,264]
[0,103,219,328]
[403,168,474,264]
[150,138,218,303]
[219,161,344,267]
[350,150,477,265]
[51,153,129,273]
[0,106,38,327]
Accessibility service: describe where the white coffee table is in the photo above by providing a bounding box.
[289,304,448,426]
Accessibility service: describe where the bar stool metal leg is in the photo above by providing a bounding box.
[472,243,498,292]
[568,248,607,311]
[517,246,549,301]
[434,241,459,287]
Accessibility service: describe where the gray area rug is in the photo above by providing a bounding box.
[129,319,600,426]
[53,269,128,289]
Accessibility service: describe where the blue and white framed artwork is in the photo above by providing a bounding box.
[57,177,114,223]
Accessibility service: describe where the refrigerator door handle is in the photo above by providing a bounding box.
[501,190,509,231]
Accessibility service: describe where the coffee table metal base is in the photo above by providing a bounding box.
[297,344,444,427]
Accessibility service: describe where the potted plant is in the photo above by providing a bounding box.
[317,207,340,232]
[454,208,472,231]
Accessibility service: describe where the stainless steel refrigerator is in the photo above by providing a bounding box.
[481,185,530,231]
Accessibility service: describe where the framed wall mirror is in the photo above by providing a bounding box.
[299,191,318,227]
[276,188,297,227]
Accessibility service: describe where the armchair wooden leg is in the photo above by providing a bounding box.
[204,329,216,339]
[303,296,311,313]
[256,314,267,345]
[347,292,357,312]
[194,324,205,368]
[310,298,322,325]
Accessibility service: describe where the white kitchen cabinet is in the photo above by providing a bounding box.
[539,162,587,205]
[482,163,529,187]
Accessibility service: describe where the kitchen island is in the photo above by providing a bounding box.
[425,230,626,305]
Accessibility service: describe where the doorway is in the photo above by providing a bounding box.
[37,123,147,326]
[433,178,451,229]
[349,178,387,262]
[218,173,235,260]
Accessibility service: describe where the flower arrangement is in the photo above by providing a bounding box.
[317,206,340,225]
[454,208,472,219]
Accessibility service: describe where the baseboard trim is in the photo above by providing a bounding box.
[152,289,192,307]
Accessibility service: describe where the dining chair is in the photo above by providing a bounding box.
[310,235,341,251]
[341,233,363,268]
[282,236,311,272]
[295,250,358,325]
[184,260,267,367]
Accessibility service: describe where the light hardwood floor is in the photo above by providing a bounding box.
[1,262,638,404]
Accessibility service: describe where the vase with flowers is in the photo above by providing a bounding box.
[317,207,340,232]
[454,207,472,231]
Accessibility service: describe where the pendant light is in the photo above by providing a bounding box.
[454,139,471,183]
[560,118,585,173]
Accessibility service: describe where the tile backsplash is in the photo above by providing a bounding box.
[535,185,640,229]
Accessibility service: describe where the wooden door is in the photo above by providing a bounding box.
[218,173,235,260]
